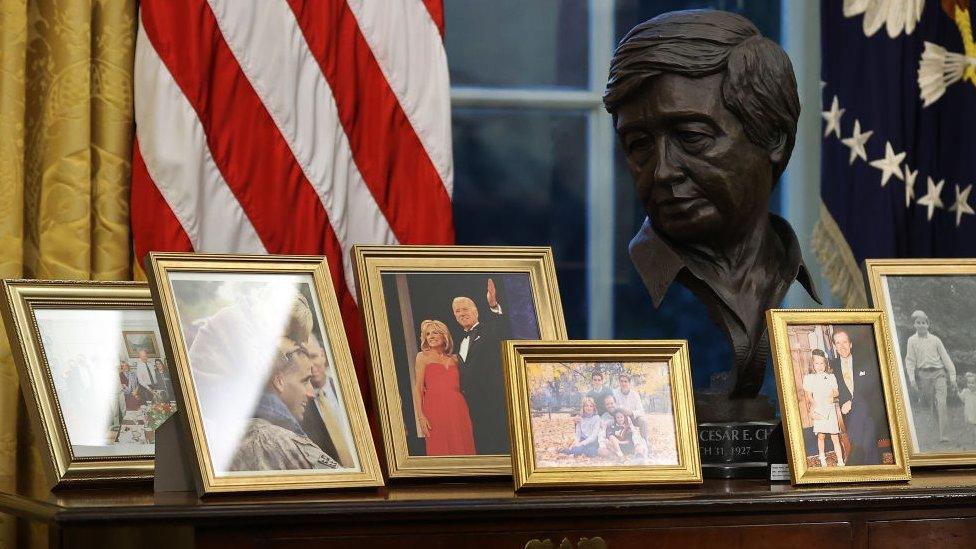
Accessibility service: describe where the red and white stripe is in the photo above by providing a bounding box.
[131,0,454,390]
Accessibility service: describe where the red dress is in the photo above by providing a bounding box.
[421,361,476,455]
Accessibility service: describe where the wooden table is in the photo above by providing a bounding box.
[4,471,976,548]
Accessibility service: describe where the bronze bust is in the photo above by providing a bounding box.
[605,10,820,420]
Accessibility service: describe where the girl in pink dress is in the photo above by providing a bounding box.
[412,319,476,455]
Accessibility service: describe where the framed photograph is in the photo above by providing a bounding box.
[0,280,177,487]
[146,252,383,494]
[122,330,161,359]
[766,309,910,484]
[503,340,700,490]
[865,258,976,466]
[354,246,567,478]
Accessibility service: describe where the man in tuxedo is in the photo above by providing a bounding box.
[301,333,355,468]
[831,328,889,465]
[453,279,511,455]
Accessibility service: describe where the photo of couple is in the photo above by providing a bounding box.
[381,272,541,457]
[526,362,678,468]
[169,273,360,475]
[786,324,893,468]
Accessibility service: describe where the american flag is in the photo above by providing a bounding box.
[130,0,455,388]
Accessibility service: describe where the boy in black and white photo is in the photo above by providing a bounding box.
[905,310,958,443]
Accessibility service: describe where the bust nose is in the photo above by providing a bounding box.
[651,137,683,186]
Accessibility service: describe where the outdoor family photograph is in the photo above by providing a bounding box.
[380,271,541,457]
[526,361,678,468]
[785,324,894,468]
[169,273,360,476]
[882,275,976,456]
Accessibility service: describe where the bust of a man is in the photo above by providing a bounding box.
[605,10,820,419]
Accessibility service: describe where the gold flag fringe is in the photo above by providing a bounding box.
[811,202,868,308]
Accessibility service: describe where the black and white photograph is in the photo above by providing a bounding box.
[879,275,976,458]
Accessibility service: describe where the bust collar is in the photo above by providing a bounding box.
[628,215,821,310]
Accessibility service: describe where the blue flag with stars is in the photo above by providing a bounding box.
[820,0,976,280]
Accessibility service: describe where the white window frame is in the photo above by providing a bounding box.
[450,0,617,338]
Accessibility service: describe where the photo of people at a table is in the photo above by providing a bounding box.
[34,308,176,458]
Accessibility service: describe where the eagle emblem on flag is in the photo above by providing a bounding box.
[918,0,976,106]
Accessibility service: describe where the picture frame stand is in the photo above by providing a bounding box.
[766,423,791,481]
[153,413,194,493]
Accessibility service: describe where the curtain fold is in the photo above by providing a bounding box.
[0,0,135,546]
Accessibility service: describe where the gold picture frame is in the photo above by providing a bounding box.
[122,330,161,359]
[865,258,976,467]
[145,252,383,494]
[766,309,911,484]
[504,340,701,490]
[354,245,567,478]
[0,280,170,488]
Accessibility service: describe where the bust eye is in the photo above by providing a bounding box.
[678,131,706,144]
[625,133,652,154]
[676,129,713,152]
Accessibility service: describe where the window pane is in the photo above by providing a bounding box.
[452,108,588,337]
[615,0,781,43]
[445,0,589,89]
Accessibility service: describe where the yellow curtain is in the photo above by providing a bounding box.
[0,0,136,546]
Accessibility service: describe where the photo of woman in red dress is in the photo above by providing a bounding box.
[412,319,476,456]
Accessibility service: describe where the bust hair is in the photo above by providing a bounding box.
[911,310,928,322]
[603,9,799,181]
